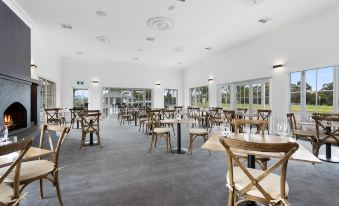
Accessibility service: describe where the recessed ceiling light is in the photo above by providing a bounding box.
[76,51,84,55]
[147,16,174,30]
[178,0,186,2]
[136,49,143,51]
[60,23,72,29]
[205,47,212,51]
[96,11,107,17]
[258,17,272,23]
[174,47,185,52]
[146,37,155,41]
[133,57,139,60]
[178,62,183,64]
[96,35,110,43]
[168,5,176,10]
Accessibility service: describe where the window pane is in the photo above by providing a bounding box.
[221,84,231,109]
[317,91,333,113]
[191,86,208,108]
[291,93,301,112]
[164,89,177,107]
[290,72,301,92]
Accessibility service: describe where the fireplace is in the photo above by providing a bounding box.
[3,102,27,131]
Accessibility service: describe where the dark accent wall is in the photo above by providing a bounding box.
[0,1,31,80]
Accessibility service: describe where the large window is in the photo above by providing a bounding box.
[164,89,178,108]
[190,86,208,108]
[219,79,270,111]
[221,84,231,109]
[102,88,152,117]
[236,85,250,109]
[290,66,334,113]
[73,89,89,108]
[39,77,56,109]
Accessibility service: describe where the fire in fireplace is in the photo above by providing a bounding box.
[3,102,27,131]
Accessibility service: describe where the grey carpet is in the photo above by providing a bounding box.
[20,119,339,206]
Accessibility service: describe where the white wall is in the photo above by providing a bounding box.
[60,59,184,110]
[4,0,63,106]
[183,8,339,130]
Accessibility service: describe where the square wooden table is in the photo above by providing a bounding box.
[202,132,321,164]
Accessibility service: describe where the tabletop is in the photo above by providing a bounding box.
[201,132,322,164]
[161,118,196,124]
[0,147,53,167]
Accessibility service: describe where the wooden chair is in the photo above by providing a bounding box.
[257,109,271,134]
[236,108,248,119]
[287,113,318,155]
[0,139,32,206]
[0,125,70,206]
[233,119,270,170]
[188,113,210,155]
[69,107,83,129]
[219,138,299,206]
[149,113,172,153]
[79,112,102,149]
[223,110,236,132]
[313,115,339,157]
[44,108,60,124]
[162,109,176,135]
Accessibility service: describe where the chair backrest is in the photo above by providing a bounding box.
[233,119,267,134]
[38,124,70,168]
[0,139,32,202]
[148,112,161,132]
[257,109,272,121]
[313,115,339,145]
[286,113,297,131]
[163,109,175,119]
[223,110,235,122]
[236,108,248,119]
[219,137,298,203]
[69,107,83,120]
[44,108,60,123]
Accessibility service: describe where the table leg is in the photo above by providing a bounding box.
[246,155,257,206]
[171,123,187,154]
[318,143,339,163]
[90,132,94,145]
[134,112,138,126]
[77,120,79,129]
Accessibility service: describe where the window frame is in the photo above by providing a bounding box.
[163,89,178,108]
[190,86,209,108]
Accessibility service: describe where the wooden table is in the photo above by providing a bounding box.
[161,118,196,154]
[300,121,339,163]
[0,147,53,167]
[202,132,322,164]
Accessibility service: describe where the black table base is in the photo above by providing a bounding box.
[83,133,98,146]
[318,143,339,163]
[171,122,188,155]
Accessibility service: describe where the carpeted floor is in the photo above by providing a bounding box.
[20,119,339,206]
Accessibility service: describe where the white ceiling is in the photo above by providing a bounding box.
[14,0,339,68]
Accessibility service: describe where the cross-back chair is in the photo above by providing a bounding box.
[286,113,318,155]
[233,119,270,170]
[223,110,236,132]
[79,112,102,149]
[148,112,172,153]
[257,109,271,134]
[162,109,176,135]
[313,115,339,157]
[69,107,83,129]
[0,139,32,206]
[236,108,248,119]
[0,125,70,206]
[188,112,211,155]
[219,138,299,206]
[45,108,60,124]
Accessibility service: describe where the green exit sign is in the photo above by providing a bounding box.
[76,81,84,85]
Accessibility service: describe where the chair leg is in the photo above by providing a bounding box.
[154,135,158,147]
[149,135,155,153]
[97,133,102,148]
[54,172,64,206]
[228,190,235,206]
[80,133,85,150]
[168,133,172,150]
[189,134,193,155]
[39,179,44,199]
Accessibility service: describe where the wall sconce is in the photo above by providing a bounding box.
[30,64,38,80]
[155,82,161,86]
[92,80,99,84]
[273,64,284,69]
[208,78,214,83]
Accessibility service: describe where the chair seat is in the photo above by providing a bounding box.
[189,128,207,135]
[318,134,339,145]
[293,129,315,137]
[0,160,55,183]
[227,167,289,200]
[0,183,13,204]
[153,128,171,134]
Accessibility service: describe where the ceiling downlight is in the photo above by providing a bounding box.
[96,35,111,43]
[147,16,174,31]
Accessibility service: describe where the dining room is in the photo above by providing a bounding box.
[1,0,339,206]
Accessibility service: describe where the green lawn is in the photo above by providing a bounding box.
[291,105,333,113]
